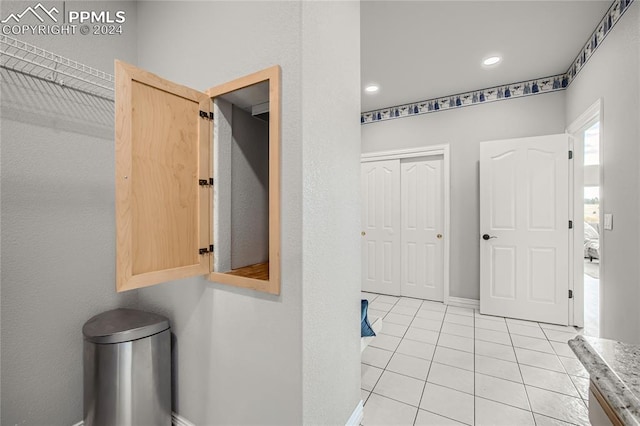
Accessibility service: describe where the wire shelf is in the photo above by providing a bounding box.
[0,35,114,100]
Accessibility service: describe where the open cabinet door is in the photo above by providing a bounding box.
[115,60,211,292]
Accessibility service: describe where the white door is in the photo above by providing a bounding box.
[400,158,444,301]
[480,134,570,325]
[361,160,401,295]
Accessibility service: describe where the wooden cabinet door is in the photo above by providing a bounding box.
[115,60,211,292]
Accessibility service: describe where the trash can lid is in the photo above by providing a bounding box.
[83,308,170,344]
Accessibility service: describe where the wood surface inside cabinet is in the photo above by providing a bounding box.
[115,61,280,294]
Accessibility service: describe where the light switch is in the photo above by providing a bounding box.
[604,213,613,230]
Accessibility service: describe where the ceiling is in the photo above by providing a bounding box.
[219,81,269,113]
[361,1,611,112]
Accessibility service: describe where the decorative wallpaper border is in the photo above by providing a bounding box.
[565,0,634,86]
[361,0,634,124]
[361,74,566,124]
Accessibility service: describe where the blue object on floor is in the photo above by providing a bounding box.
[361,299,376,337]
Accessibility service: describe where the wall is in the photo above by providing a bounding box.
[213,98,233,272]
[231,105,269,269]
[301,1,362,424]
[565,2,640,342]
[135,2,361,424]
[134,2,304,424]
[362,92,566,300]
[0,2,139,425]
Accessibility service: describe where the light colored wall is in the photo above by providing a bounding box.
[362,92,566,300]
[565,3,640,343]
[213,98,233,272]
[0,2,138,424]
[301,1,362,424]
[134,2,304,424]
[231,105,269,269]
[136,2,361,423]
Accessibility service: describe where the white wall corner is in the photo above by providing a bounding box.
[447,297,480,310]
[345,400,364,426]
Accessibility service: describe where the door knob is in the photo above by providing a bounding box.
[482,234,497,240]
[437,234,443,239]
[361,231,366,236]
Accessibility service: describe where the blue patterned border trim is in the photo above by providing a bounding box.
[361,0,634,124]
[566,0,634,85]
[361,74,566,124]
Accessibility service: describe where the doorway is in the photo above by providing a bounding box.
[568,99,602,335]
[581,121,601,336]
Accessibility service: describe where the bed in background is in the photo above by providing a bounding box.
[585,221,600,261]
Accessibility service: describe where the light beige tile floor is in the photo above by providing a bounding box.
[361,292,589,426]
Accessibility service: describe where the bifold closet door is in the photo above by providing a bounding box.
[361,160,401,296]
[400,158,444,301]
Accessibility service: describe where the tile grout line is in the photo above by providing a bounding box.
[366,295,404,395]
[365,295,444,419]
[368,298,475,426]
[506,319,537,425]
[412,302,448,425]
[363,294,584,425]
[505,320,588,424]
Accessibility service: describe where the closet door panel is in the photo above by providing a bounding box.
[361,159,401,296]
[115,60,211,292]
[400,158,444,301]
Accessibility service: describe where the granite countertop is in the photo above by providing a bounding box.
[569,335,640,425]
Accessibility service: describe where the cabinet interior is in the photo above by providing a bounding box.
[115,61,280,295]
[206,67,280,294]
[213,82,270,281]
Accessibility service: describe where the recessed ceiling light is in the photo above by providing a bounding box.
[482,56,502,66]
[365,84,379,93]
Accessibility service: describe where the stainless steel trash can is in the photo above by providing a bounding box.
[83,308,171,426]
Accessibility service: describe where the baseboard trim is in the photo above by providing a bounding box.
[72,412,194,426]
[346,400,364,426]
[447,297,480,310]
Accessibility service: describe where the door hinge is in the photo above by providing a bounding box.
[199,178,214,186]
[569,220,573,229]
[569,290,574,299]
[199,110,214,120]
[568,150,573,159]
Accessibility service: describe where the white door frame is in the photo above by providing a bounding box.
[566,98,604,329]
[361,145,451,304]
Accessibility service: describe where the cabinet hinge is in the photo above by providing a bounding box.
[569,289,574,299]
[568,150,573,159]
[199,110,214,120]
[210,244,214,253]
[569,220,573,229]
[199,247,210,255]
[209,178,214,185]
